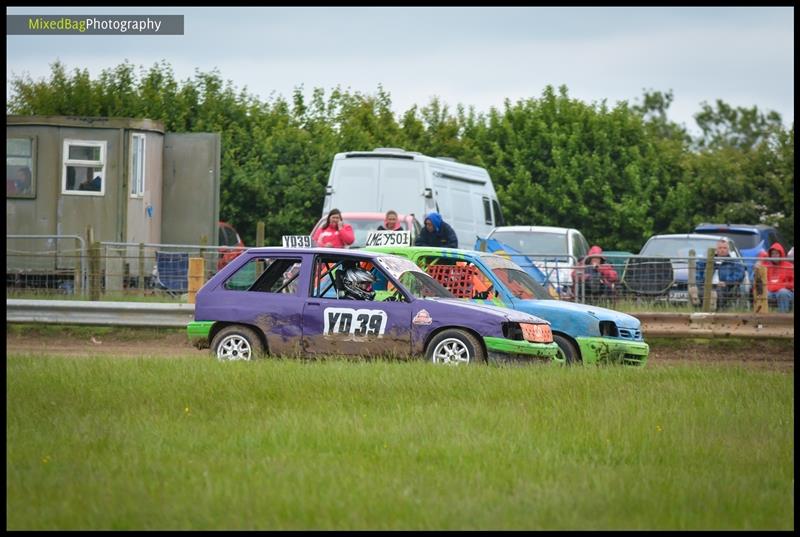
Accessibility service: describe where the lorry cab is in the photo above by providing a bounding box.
[321,148,504,250]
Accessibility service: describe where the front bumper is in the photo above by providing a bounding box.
[483,337,560,365]
[576,337,650,367]
[187,321,214,349]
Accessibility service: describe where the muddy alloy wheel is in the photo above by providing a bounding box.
[426,329,486,365]
[211,325,264,361]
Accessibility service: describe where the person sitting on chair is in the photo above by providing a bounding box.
[572,245,618,298]
[763,242,794,313]
[692,239,746,310]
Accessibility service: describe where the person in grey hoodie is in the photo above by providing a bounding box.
[414,211,458,248]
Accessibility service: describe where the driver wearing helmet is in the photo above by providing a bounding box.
[339,267,376,300]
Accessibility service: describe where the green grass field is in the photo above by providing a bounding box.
[6,355,794,530]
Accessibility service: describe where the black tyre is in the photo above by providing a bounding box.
[553,334,581,365]
[425,329,486,365]
[211,325,264,361]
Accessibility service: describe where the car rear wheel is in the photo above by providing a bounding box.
[553,334,581,365]
[211,325,264,361]
[426,329,486,365]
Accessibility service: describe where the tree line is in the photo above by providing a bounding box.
[7,60,794,250]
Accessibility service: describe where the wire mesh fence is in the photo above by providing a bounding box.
[503,252,793,313]
[6,236,244,301]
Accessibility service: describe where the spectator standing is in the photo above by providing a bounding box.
[414,212,458,248]
[312,208,354,248]
[377,210,402,231]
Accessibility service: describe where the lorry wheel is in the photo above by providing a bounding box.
[553,334,581,365]
[211,325,264,361]
[426,329,486,365]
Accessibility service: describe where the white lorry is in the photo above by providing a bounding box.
[321,148,504,250]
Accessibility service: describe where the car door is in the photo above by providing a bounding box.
[209,253,307,355]
[302,254,413,358]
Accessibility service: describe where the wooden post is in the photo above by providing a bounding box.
[702,247,715,312]
[753,265,768,313]
[89,241,101,301]
[256,221,265,247]
[687,249,696,306]
[83,225,94,297]
[73,264,82,296]
[138,243,146,295]
[188,257,205,304]
[255,221,266,275]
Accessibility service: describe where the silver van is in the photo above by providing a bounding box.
[321,148,504,249]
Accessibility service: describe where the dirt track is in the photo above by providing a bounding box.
[6,328,793,371]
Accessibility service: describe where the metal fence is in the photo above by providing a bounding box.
[5,235,794,314]
[509,252,794,313]
[6,235,243,300]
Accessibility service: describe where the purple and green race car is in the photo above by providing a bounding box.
[187,247,559,365]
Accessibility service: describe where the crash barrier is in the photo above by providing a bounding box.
[637,312,794,339]
[5,299,794,338]
[6,235,242,299]
[7,299,195,327]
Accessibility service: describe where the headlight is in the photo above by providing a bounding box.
[599,320,619,337]
[520,322,553,343]
[504,322,552,343]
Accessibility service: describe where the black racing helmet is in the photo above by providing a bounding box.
[341,268,376,300]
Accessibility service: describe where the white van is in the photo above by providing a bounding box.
[321,148,504,249]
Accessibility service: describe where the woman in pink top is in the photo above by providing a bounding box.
[312,208,355,248]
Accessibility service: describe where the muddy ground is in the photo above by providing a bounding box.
[6,325,793,371]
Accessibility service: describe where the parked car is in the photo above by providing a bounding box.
[310,212,421,248]
[476,226,590,299]
[188,247,559,365]
[601,251,634,277]
[365,245,650,366]
[693,223,786,276]
[217,221,245,270]
[637,233,748,303]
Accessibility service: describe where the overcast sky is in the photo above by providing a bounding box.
[6,6,794,133]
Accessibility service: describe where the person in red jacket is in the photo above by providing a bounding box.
[764,242,794,312]
[312,208,355,248]
[573,245,619,298]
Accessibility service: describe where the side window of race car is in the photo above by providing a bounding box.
[224,257,302,294]
[310,255,400,301]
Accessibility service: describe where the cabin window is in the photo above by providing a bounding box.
[62,139,106,196]
[6,137,36,199]
[130,134,146,197]
[483,197,492,225]
[491,199,505,226]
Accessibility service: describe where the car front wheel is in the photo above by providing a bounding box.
[553,334,581,365]
[425,329,486,365]
[211,325,264,361]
